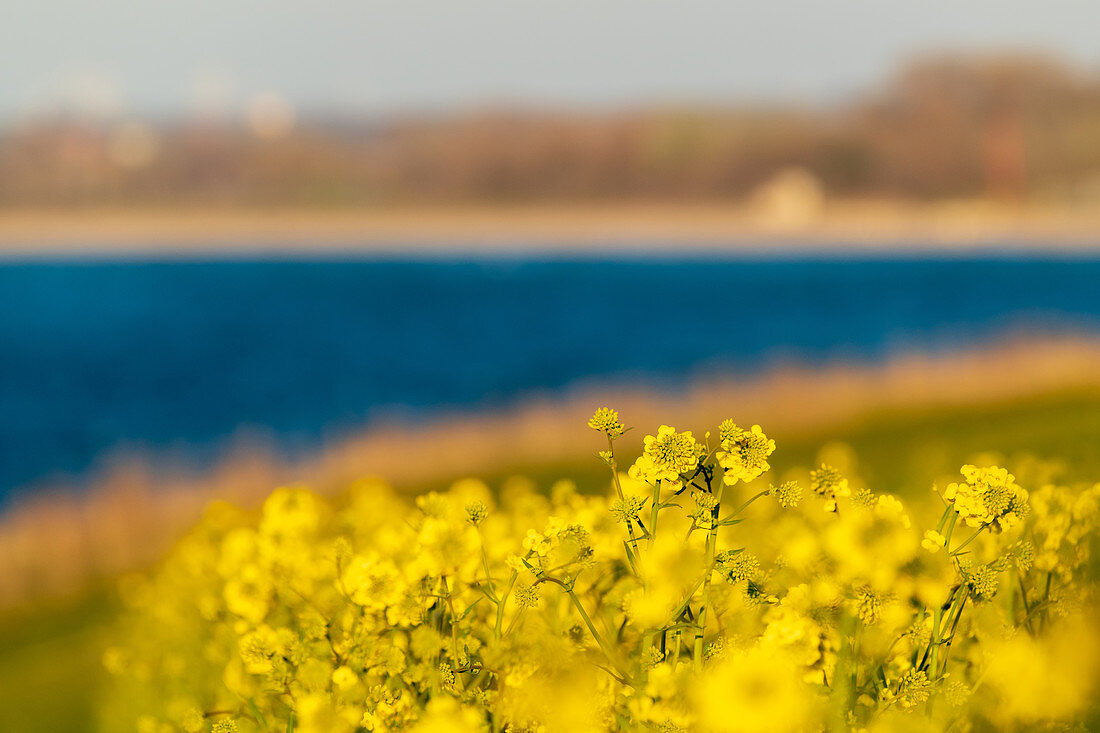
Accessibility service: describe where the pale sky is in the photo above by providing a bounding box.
[2,0,1099,122]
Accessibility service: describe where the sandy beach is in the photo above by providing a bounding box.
[1,200,1100,256]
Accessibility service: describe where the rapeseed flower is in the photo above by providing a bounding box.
[588,407,625,439]
[895,669,931,709]
[100,413,1100,733]
[716,422,775,485]
[810,464,850,511]
[942,464,1029,531]
[717,549,760,583]
[770,480,803,508]
[921,529,946,553]
[609,495,646,524]
[692,648,816,732]
[629,425,699,485]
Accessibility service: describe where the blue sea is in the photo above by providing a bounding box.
[2,254,1100,501]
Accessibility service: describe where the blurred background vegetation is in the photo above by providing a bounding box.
[4,55,1100,209]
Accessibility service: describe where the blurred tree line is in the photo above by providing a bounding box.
[4,53,1100,207]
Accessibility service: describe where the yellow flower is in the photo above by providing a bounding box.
[587,407,625,439]
[513,582,541,608]
[223,564,271,623]
[770,480,803,508]
[921,529,946,553]
[179,707,204,733]
[464,500,488,525]
[332,665,359,690]
[721,551,761,585]
[99,414,1100,733]
[609,495,646,524]
[874,494,911,529]
[343,553,407,613]
[961,561,999,601]
[985,614,1100,723]
[692,647,816,732]
[238,625,280,675]
[943,464,1029,531]
[628,425,699,484]
[716,422,775,485]
[896,669,931,709]
[853,586,890,625]
[260,485,322,539]
[296,692,356,733]
[810,464,850,512]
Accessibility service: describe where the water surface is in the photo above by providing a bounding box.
[2,255,1099,500]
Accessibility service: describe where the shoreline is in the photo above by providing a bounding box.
[2,201,1100,256]
[2,334,1100,608]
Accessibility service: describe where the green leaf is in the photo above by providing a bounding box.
[474,584,499,604]
[246,698,268,730]
[458,598,483,621]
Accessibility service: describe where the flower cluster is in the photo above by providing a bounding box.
[587,407,625,440]
[100,409,1100,733]
[810,463,850,512]
[942,464,1030,532]
[716,422,775,485]
[769,480,803,508]
[627,425,700,485]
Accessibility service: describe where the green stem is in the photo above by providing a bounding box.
[504,607,526,637]
[935,590,969,683]
[621,540,641,577]
[1020,596,1058,627]
[479,545,497,600]
[926,605,944,674]
[725,489,769,520]
[441,576,461,662]
[494,570,518,640]
[1016,571,1034,634]
[942,512,959,549]
[934,505,951,533]
[649,480,662,549]
[692,484,724,672]
[909,505,953,665]
[1041,571,1053,630]
[568,589,627,680]
[862,636,902,698]
[668,574,706,625]
[671,631,683,666]
[950,525,987,555]
[920,582,960,672]
[606,436,643,572]
[926,509,960,669]
[541,576,628,682]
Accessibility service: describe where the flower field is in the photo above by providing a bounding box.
[98,409,1100,732]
